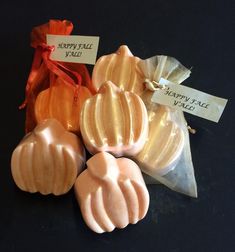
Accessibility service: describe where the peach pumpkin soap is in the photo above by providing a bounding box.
[80,81,148,157]
[11,119,85,195]
[74,152,149,233]
[92,45,145,95]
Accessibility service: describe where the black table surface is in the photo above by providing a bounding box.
[1,0,234,251]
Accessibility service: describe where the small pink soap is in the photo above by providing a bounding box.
[74,152,149,233]
[11,119,86,195]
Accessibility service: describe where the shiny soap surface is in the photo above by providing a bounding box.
[134,91,184,176]
[11,119,86,195]
[92,45,145,95]
[80,81,149,157]
[35,77,92,134]
[74,152,149,233]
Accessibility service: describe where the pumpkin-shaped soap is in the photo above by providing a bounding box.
[35,77,92,134]
[80,81,148,157]
[11,119,86,195]
[133,91,184,176]
[92,45,145,95]
[74,152,149,233]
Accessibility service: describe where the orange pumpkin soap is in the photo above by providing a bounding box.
[74,152,149,233]
[35,77,92,134]
[11,119,85,195]
[92,45,145,95]
[80,81,148,157]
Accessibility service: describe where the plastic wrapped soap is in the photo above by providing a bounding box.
[35,77,92,134]
[11,119,86,195]
[92,45,145,95]
[80,81,148,157]
[133,90,184,176]
[74,152,149,233]
[135,55,197,197]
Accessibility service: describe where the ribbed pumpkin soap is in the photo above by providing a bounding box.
[133,91,184,176]
[80,81,148,157]
[11,119,85,195]
[35,77,92,134]
[74,152,149,233]
[92,45,145,95]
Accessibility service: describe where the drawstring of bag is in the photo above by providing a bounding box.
[19,43,81,109]
[144,78,167,91]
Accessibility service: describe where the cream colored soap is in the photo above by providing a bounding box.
[74,152,149,233]
[80,81,148,157]
[133,90,184,176]
[11,119,85,195]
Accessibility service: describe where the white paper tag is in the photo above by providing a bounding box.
[46,34,100,65]
[151,79,228,122]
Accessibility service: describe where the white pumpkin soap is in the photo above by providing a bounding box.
[134,91,184,176]
[133,55,190,176]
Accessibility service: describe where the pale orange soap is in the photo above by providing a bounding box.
[35,77,92,134]
[11,119,86,195]
[74,152,149,233]
[92,45,145,95]
[80,81,149,157]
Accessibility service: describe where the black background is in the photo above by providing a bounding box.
[0,0,234,251]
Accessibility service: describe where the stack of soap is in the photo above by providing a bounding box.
[11,44,189,234]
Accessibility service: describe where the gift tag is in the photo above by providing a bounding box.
[46,35,100,65]
[151,78,228,123]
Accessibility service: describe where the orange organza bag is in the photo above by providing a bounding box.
[20,20,93,134]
